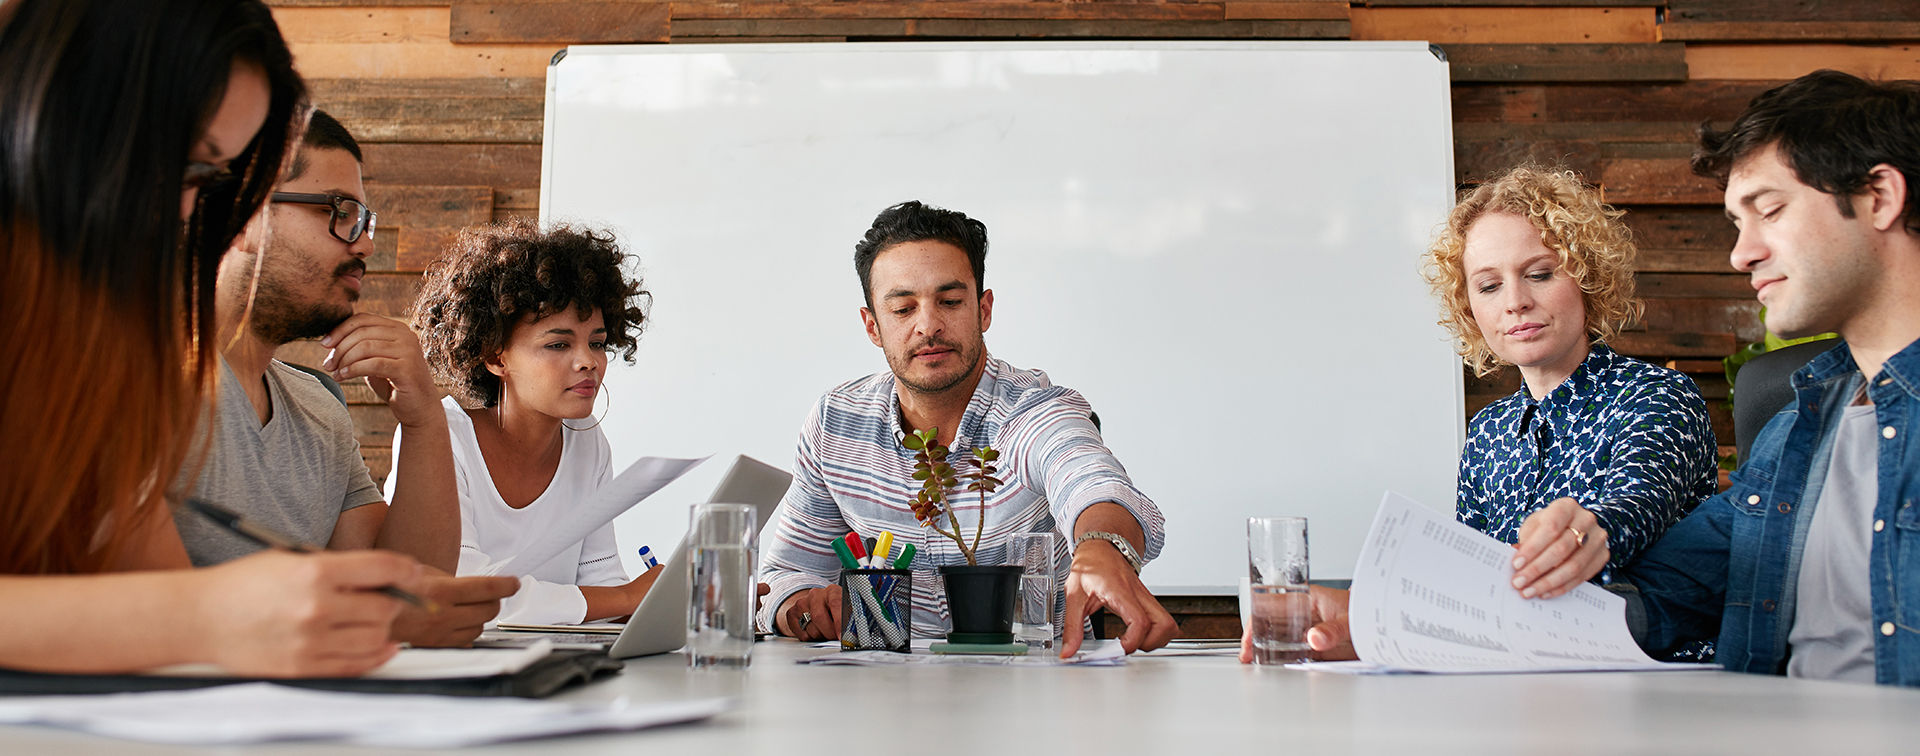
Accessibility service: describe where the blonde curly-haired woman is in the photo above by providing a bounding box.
[1425,167,1718,658]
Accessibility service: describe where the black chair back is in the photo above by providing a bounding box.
[1732,340,1838,462]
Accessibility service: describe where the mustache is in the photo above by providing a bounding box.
[332,258,366,278]
[909,338,961,355]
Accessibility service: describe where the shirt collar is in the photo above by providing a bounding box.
[1516,341,1618,410]
[887,354,1002,450]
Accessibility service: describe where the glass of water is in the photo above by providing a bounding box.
[1009,531,1057,650]
[1247,517,1311,665]
[688,503,757,668]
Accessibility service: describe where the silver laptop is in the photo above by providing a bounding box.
[606,455,789,659]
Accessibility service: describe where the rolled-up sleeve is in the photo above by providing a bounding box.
[757,397,847,633]
[1003,389,1165,561]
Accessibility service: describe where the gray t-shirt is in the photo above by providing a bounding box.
[172,359,383,566]
[1787,401,1879,683]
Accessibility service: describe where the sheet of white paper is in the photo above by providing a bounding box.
[799,639,1127,666]
[498,622,624,635]
[0,683,731,748]
[1346,492,1704,674]
[483,455,708,577]
[146,642,554,680]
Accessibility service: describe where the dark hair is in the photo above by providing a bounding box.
[1693,69,1920,235]
[413,218,651,408]
[287,109,363,180]
[853,201,989,309]
[0,0,304,573]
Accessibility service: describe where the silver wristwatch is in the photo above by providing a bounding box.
[1074,531,1143,573]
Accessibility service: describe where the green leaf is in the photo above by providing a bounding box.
[912,469,930,481]
[903,434,925,450]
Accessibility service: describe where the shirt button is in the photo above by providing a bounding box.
[1876,519,1887,532]
[1748,495,1761,505]
[1885,427,1898,439]
[1883,622,1897,636]
[1778,502,1792,514]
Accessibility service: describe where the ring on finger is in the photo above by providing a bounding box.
[800,611,812,631]
[1568,526,1587,547]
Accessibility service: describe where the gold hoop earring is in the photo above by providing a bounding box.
[563,382,609,432]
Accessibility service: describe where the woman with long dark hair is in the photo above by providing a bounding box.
[0,0,421,676]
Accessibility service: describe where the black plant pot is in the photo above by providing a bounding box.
[939,565,1022,644]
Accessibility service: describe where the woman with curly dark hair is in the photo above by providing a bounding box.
[396,218,658,625]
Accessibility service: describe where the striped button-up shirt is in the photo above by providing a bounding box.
[759,356,1166,639]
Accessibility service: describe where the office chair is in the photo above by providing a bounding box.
[1731,340,1839,462]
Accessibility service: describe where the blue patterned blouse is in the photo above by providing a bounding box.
[1458,342,1719,579]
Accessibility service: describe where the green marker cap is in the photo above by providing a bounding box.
[892,543,917,569]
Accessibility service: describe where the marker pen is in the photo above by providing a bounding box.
[637,545,659,569]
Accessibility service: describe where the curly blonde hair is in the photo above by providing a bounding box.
[1422,166,1643,377]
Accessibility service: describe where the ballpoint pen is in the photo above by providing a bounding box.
[185,498,439,613]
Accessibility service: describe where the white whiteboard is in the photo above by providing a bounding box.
[541,41,1463,592]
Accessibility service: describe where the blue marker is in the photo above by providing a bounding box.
[637,545,659,569]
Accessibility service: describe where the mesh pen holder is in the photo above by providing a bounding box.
[838,568,911,653]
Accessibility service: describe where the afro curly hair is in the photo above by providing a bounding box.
[412,218,651,407]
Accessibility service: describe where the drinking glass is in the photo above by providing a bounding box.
[688,503,757,668]
[1247,517,1311,665]
[1009,531,1058,650]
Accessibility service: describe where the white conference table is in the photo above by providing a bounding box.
[4,639,1919,755]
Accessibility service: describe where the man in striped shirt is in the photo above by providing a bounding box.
[758,201,1174,658]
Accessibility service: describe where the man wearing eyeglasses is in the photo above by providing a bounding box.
[172,110,519,647]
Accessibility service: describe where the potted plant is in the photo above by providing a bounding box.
[904,428,1022,645]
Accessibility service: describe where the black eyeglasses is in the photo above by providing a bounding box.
[271,192,377,244]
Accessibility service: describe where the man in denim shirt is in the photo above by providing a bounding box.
[1608,71,1920,686]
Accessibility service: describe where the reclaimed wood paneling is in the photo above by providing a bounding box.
[1351,7,1655,44]
[1452,81,1776,123]
[452,3,670,44]
[360,144,542,188]
[1619,206,1738,253]
[1610,330,1738,358]
[1638,299,1765,343]
[1601,158,1722,204]
[1635,273,1755,299]
[1664,23,1920,43]
[357,272,425,320]
[366,185,495,228]
[673,3,1232,21]
[1224,3,1351,21]
[1667,0,1920,23]
[1440,43,1687,82]
[397,228,466,272]
[1686,44,1920,80]
[1455,138,1600,183]
[273,6,451,43]
[670,17,1347,39]
[287,41,558,78]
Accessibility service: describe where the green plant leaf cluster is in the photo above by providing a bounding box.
[901,428,1002,566]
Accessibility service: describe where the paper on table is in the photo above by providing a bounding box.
[0,683,730,748]
[148,642,556,680]
[1324,491,1712,675]
[498,621,625,635]
[800,639,1127,666]
[482,455,708,578]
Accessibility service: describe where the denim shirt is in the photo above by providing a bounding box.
[1617,339,1920,686]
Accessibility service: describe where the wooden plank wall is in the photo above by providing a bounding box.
[263,1,1920,487]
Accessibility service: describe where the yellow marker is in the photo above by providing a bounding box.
[873,531,895,569]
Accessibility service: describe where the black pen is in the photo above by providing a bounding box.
[185,498,440,613]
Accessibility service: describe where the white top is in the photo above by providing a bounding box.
[386,397,628,625]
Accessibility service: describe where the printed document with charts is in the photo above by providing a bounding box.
[1295,492,1713,675]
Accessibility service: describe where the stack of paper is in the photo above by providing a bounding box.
[148,641,556,680]
[1294,492,1714,676]
[0,684,730,748]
